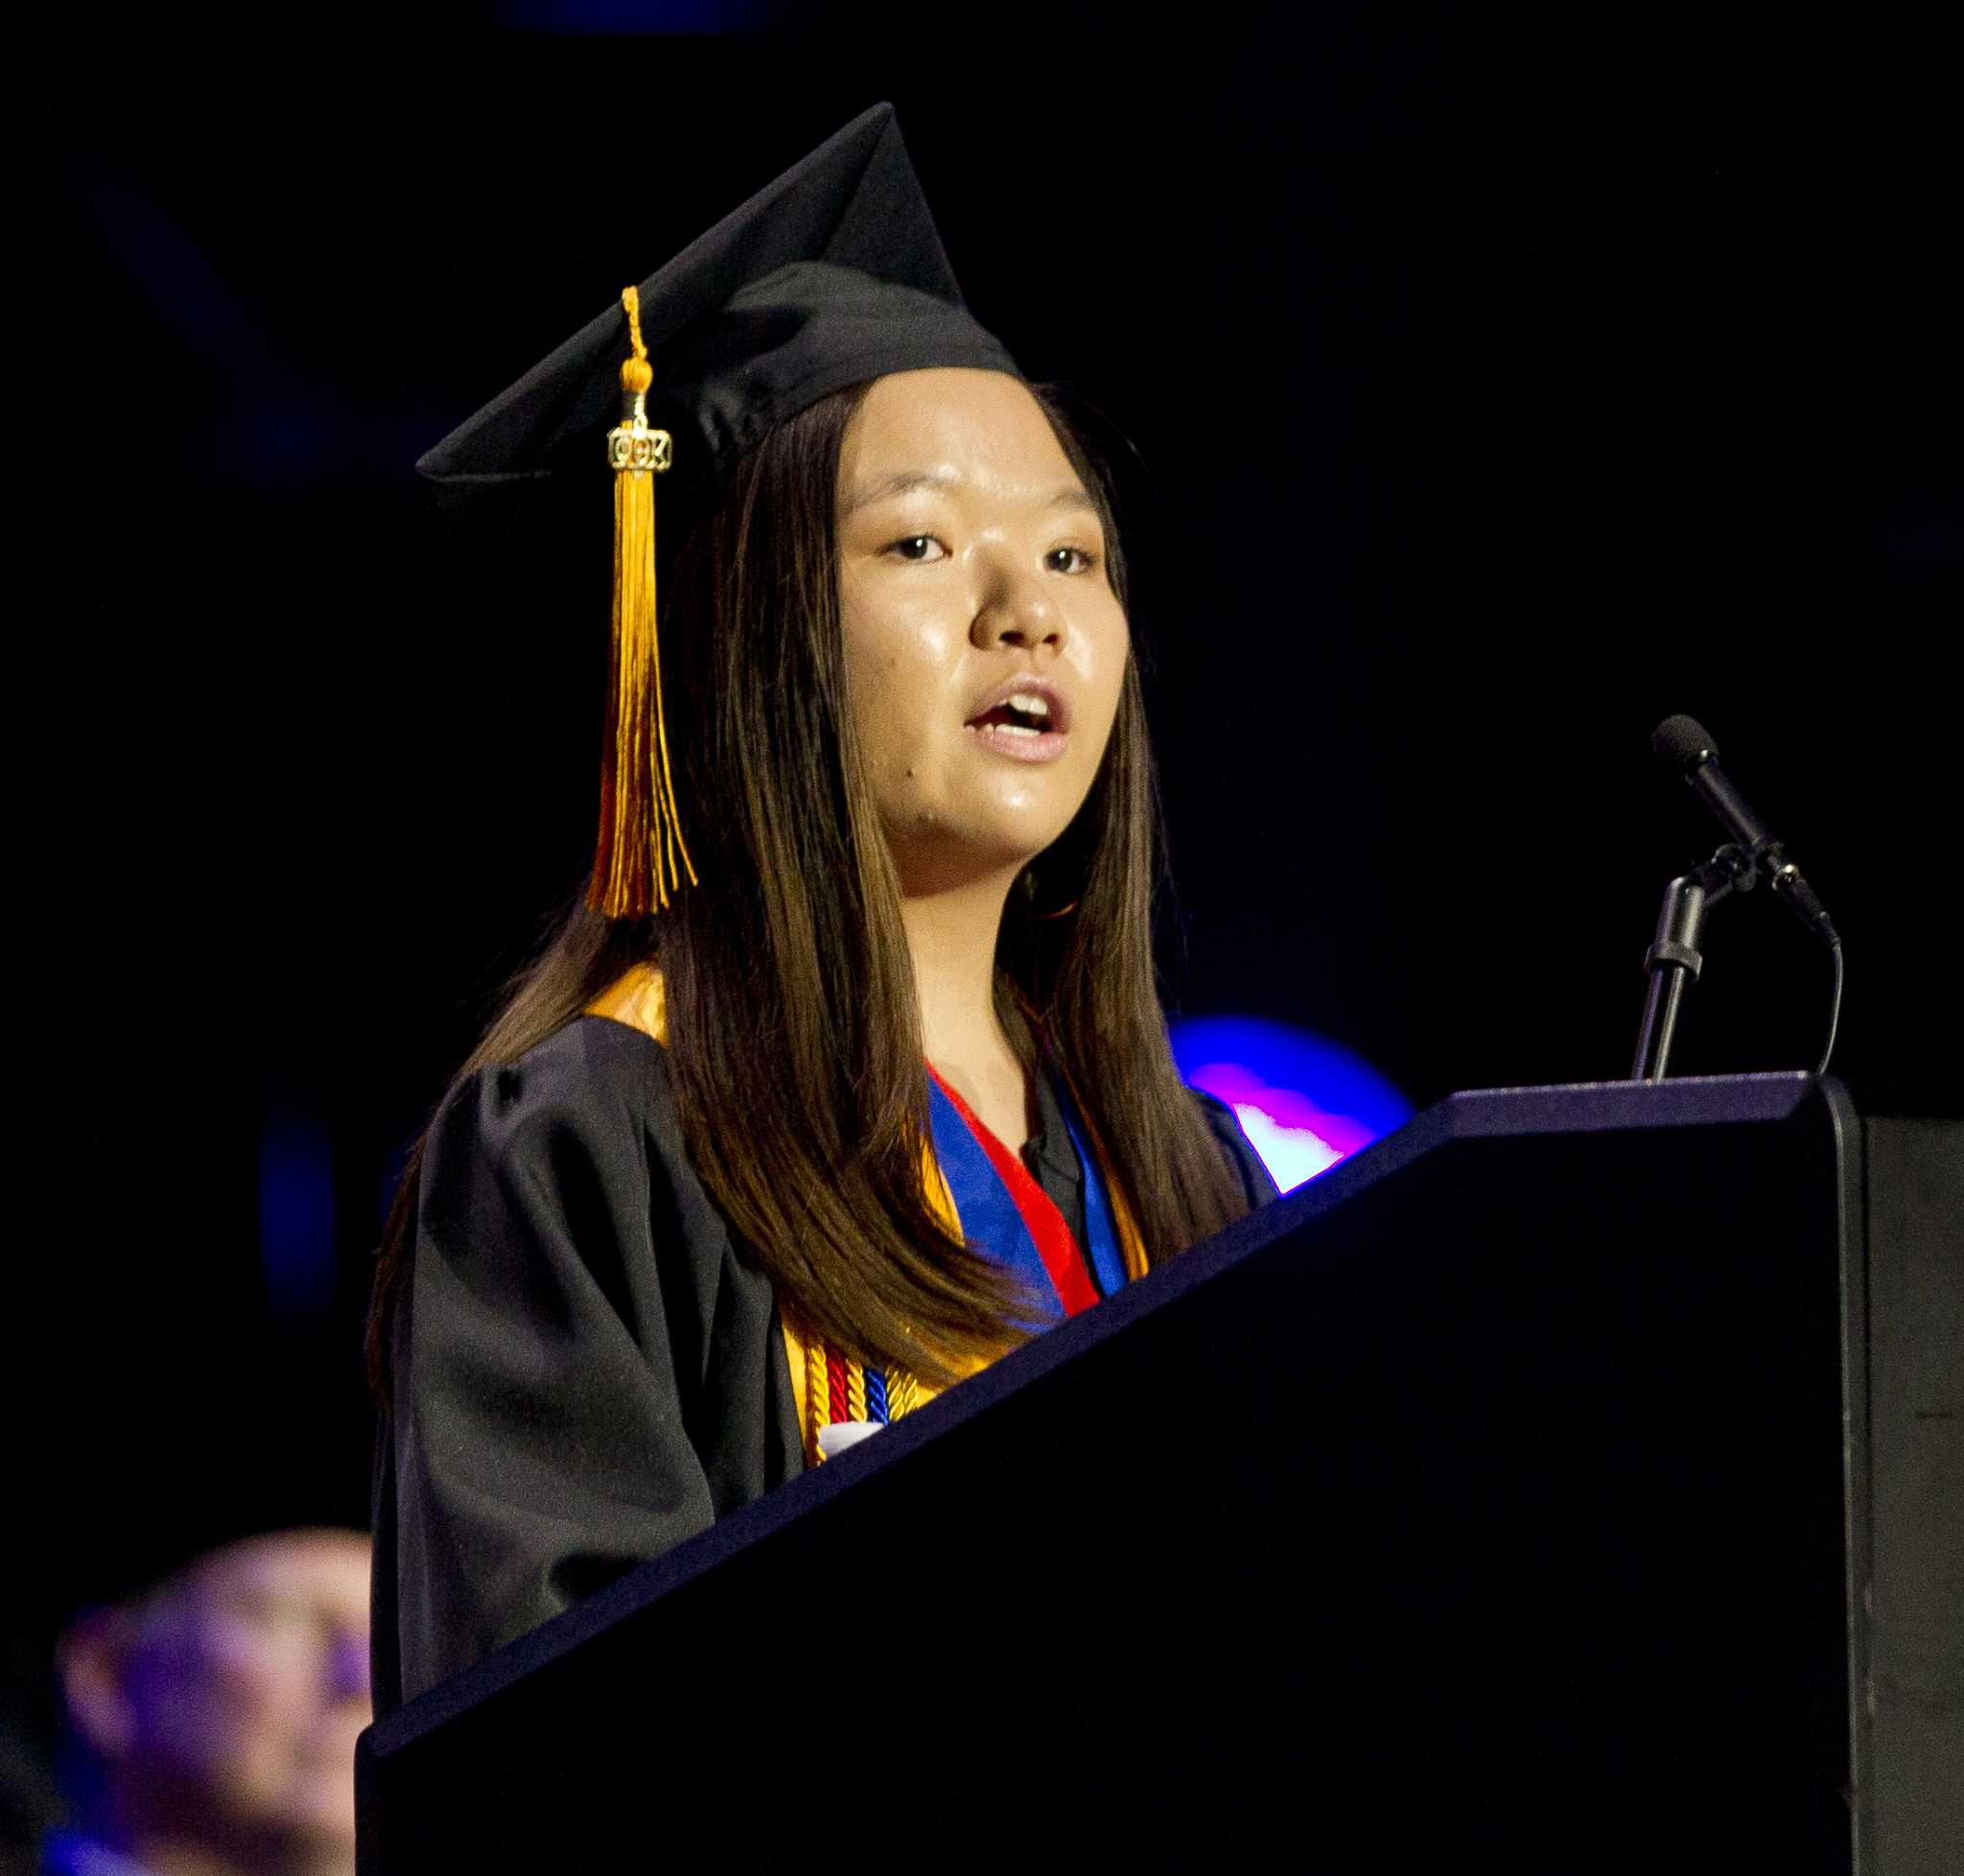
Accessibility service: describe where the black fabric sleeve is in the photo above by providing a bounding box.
[1189,1089,1282,1208]
[387,1023,724,1701]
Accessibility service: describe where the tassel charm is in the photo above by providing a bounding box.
[588,285,696,918]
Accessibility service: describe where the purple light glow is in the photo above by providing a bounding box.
[1170,1017,1413,1193]
[1185,1061,1381,1187]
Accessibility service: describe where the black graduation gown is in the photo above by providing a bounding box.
[373,1014,1275,1711]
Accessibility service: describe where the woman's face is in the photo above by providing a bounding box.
[837,367,1129,896]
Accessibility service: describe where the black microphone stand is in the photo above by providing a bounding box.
[1631,844,1755,1081]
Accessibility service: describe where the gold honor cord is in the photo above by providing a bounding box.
[589,285,697,919]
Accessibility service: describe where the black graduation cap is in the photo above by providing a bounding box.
[416,103,1019,919]
[418,102,1017,495]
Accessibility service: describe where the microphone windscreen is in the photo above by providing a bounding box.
[1651,714,1719,772]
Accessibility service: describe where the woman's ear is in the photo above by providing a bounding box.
[58,1606,140,1760]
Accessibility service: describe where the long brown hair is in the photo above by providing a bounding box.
[368,379,1251,1396]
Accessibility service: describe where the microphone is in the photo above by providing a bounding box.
[1650,715,1839,947]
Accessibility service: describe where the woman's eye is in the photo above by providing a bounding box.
[885,535,947,562]
[1045,545,1097,575]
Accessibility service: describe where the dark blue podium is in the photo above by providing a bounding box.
[359,1074,1934,1872]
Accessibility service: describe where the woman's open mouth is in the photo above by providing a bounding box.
[964,680,1071,762]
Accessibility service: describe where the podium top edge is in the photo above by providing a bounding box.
[1438,1071,1824,1139]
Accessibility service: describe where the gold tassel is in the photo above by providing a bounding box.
[588,285,696,918]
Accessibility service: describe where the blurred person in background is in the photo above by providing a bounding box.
[47,1529,369,1876]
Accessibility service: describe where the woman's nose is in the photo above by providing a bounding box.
[970,563,1064,652]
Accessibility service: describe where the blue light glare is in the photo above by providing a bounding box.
[258,1107,337,1319]
[1169,1016,1413,1193]
[498,1,783,29]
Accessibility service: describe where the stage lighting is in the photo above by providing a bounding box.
[1169,1016,1413,1192]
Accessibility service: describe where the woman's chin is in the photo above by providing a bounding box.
[888,820,1071,899]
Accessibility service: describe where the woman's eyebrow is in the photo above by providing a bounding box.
[841,469,956,517]
[843,472,1098,518]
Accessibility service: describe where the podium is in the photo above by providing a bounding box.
[357,1074,1951,1872]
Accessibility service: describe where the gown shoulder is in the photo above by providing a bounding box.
[376,1016,801,1710]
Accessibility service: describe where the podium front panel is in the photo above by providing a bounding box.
[360,1074,1865,1872]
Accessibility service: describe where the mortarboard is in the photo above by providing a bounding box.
[418,104,1019,919]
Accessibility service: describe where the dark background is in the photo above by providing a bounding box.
[12,3,1958,1849]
